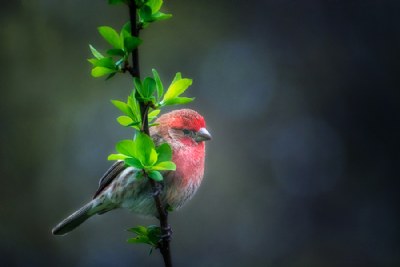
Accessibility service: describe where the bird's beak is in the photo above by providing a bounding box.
[195,127,212,142]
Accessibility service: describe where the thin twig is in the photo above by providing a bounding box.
[127,2,172,267]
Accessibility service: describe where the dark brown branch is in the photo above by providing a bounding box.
[128,2,140,79]
[148,178,172,265]
[128,2,172,267]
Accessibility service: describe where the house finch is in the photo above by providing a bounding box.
[52,109,211,235]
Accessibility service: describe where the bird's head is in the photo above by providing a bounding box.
[152,109,211,148]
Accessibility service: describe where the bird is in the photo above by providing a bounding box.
[52,109,211,235]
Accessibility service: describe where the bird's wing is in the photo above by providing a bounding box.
[93,161,126,198]
[92,135,167,199]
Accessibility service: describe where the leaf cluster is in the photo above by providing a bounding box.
[89,0,171,79]
[108,0,172,26]
[108,0,172,25]
[108,132,176,181]
[111,90,158,130]
[136,0,172,28]
[127,225,161,253]
[135,69,194,108]
[109,68,193,129]
[88,23,141,79]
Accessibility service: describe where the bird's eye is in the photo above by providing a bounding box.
[182,129,192,136]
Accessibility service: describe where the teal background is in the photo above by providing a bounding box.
[1,0,399,266]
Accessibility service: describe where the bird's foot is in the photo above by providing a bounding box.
[151,182,164,197]
[160,225,173,242]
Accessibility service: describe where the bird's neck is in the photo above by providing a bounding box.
[173,142,205,187]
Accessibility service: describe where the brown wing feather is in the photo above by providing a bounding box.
[93,161,126,198]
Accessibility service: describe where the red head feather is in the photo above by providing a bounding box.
[158,109,206,132]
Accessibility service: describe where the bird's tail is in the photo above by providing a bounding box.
[52,201,95,235]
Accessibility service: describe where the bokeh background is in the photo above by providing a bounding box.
[1,0,399,266]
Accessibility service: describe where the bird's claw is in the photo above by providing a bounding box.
[160,225,173,242]
[152,189,161,197]
[151,182,164,197]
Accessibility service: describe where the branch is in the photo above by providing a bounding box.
[128,2,172,267]
[128,2,140,79]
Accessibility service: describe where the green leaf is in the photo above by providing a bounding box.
[91,67,116,77]
[87,58,97,65]
[107,154,130,161]
[148,109,160,118]
[148,109,160,122]
[171,72,182,84]
[135,133,156,165]
[134,77,144,98]
[111,100,134,117]
[152,69,164,100]
[127,236,145,244]
[163,78,193,102]
[127,93,141,121]
[128,225,148,235]
[152,161,176,171]
[120,22,131,49]
[121,22,131,35]
[146,225,162,244]
[124,36,142,53]
[139,5,153,23]
[98,26,121,49]
[162,97,195,106]
[143,77,156,98]
[147,149,158,166]
[125,157,144,169]
[127,225,160,247]
[139,2,171,23]
[89,44,104,59]
[148,170,163,181]
[156,143,172,163]
[152,12,172,21]
[147,0,162,13]
[127,236,150,245]
[117,116,134,126]
[106,48,126,57]
[88,57,115,69]
[116,139,136,157]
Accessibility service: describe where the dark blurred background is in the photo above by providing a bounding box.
[1,0,399,266]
